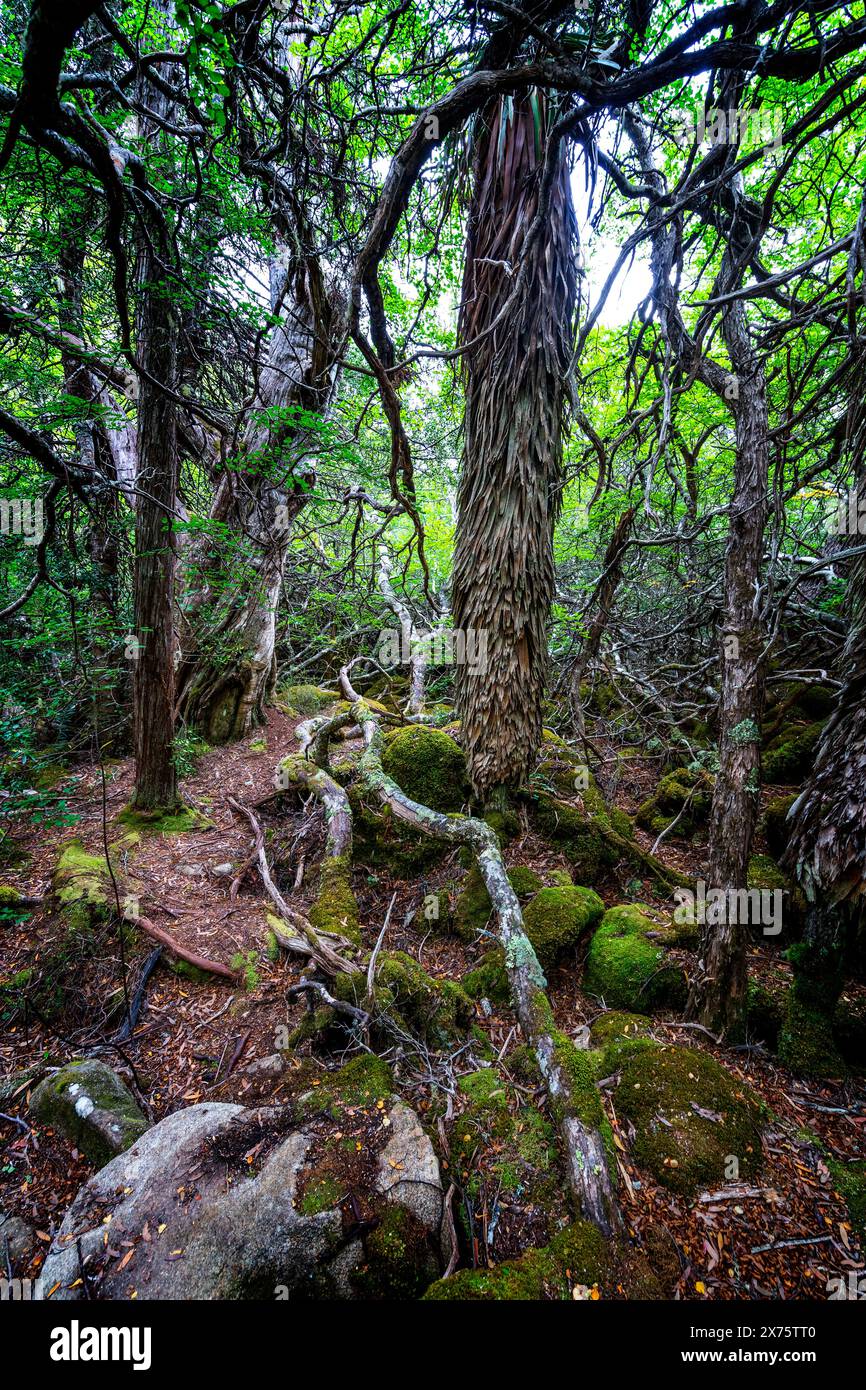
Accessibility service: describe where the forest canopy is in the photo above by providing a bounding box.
[1,0,866,1317]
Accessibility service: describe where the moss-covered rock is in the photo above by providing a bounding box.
[423,1220,609,1300]
[53,839,114,935]
[29,1059,148,1167]
[521,886,604,970]
[584,905,686,1011]
[335,951,473,1049]
[452,864,542,941]
[531,794,617,883]
[352,1203,438,1299]
[116,805,213,837]
[761,794,798,860]
[462,949,510,1006]
[614,1044,765,1195]
[277,684,341,716]
[747,854,787,892]
[762,722,824,783]
[0,883,29,910]
[298,1054,394,1118]
[380,725,469,812]
[590,1011,657,1070]
[636,767,713,838]
[348,788,449,877]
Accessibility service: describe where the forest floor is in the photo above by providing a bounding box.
[1,703,864,1301]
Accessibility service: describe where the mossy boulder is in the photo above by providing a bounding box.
[747,854,787,893]
[381,725,469,812]
[590,1011,657,1070]
[761,794,798,860]
[531,793,617,882]
[614,1044,765,1195]
[636,767,713,838]
[278,684,341,716]
[335,952,473,1049]
[453,864,542,941]
[423,1220,609,1300]
[348,788,449,876]
[522,886,604,970]
[53,839,115,935]
[0,883,29,910]
[30,1059,148,1167]
[462,948,510,1006]
[585,905,686,1011]
[762,722,824,783]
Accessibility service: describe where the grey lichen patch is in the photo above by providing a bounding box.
[504,933,546,988]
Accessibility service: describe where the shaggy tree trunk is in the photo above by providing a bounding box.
[688,266,771,1036]
[176,259,340,742]
[452,93,577,802]
[779,470,866,1072]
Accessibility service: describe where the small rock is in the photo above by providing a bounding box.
[30,1060,149,1167]
[212,863,234,877]
[0,1211,34,1266]
[179,864,205,878]
[244,1054,286,1081]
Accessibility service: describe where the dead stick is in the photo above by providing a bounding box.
[127,913,241,982]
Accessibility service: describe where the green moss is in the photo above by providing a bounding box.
[298,1054,394,1117]
[354,1204,438,1299]
[264,929,280,963]
[298,1171,343,1216]
[531,794,616,883]
[548,868,573,887]
[585,905,686,1011]
[778,940,847,1077]
[349,788,449,877]
[0,884,28,908]
[336,951,473,1049]
[116,805,213,836]
[829,1160,866,1241]
[636,768,713,838]
[762,722,824,783]
[590,1011,657,1070]
[308,855,360,944]
[458,1067,509,1112]
[278,684,341,716]
[381,725,469,812]
[53,839,114,935]
[422,1220,609,1300]
[230,949,261,991]
[761,794,798,860]
[747,854,787,892]
[522,886,604,970]
[453,864,542,941]
[615,1044,765,1195]
[609,808,633,839]
[167,958,211,984]
[462,949,510,1006]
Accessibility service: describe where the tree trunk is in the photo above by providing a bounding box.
[687,265,771,1036]
[779,470,866,1073]
[176,259,340,741]
[130,51,179,812]
[452,93,577,802]
[570,506,636,740]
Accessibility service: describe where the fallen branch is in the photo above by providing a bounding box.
[127,914,240,982]
[227,795,361,976]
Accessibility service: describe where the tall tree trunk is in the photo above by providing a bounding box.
[176,258,340,742]
[779,469,866,1073]
[687,231,771,1037]
[130,47,179,812]
[452,93,577,803]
